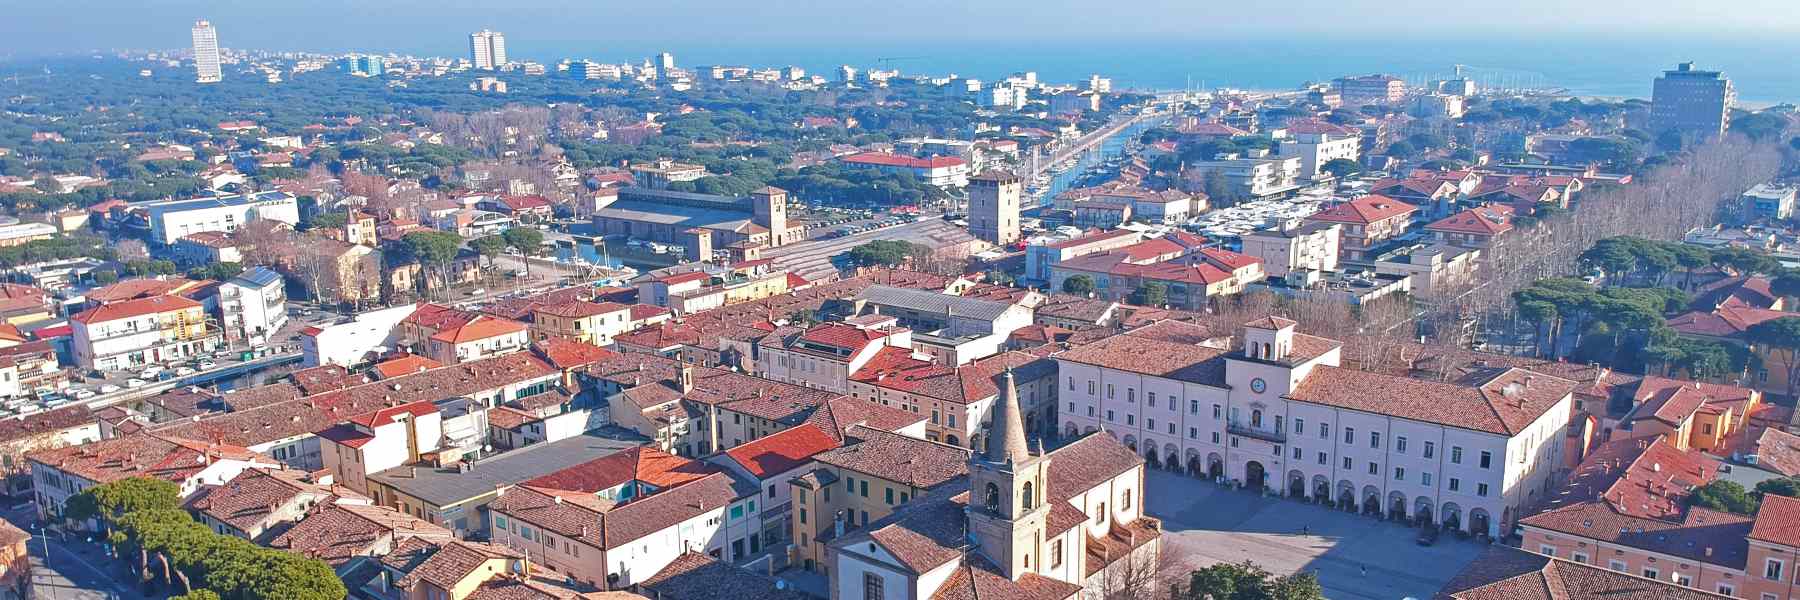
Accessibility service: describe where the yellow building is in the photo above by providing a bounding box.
[788,427,970,574]
[530,300,634,346]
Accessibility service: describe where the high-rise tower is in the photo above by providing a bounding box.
[191,20,222,83]
[470,30,507,70]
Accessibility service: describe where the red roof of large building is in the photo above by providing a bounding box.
[430,316,528,344]
[70,294,200,324]
[1307,194,1418,225]
[842,152,967,170]
[1426,204,1515,236]
[525,446,720,493]
[720,423,842,479]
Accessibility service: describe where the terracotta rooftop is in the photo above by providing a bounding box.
[489,472,741,550]
[372,354,443,379]
[719,423,841,479]
[1437,545,1728,600]
[386,538,524,591]
[184,467,331,533]
[430,315,528,344]
[1752,428,1800,477]
[524,446,720,493]
[1751,493,1800,549]
[814,425,969,489]
[27,432,269,485]
[535,300,631,319]
[270,503,452,566]
[638,551,811,600]
[1289,365,1575,435]
[1307,194,1418,225]
[0,405,94,445]
[70,294,200,324]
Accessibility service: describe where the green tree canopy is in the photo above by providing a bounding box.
[307,212,348,232]
[399,230,463,266]
[501,227,545,256]
[1130,281,1168,307]
[844,240,930,268]
[65,477,181,525]
[1690,480,1758,515]
[1320,158,1362,178]
[1062,274,1096,296]
[1755,477,1800,502]
[1179,561,1324,600]
[470,235,508,262]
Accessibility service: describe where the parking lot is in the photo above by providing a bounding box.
[1144,470,1486,600]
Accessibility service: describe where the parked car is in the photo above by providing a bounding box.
[98,384,121,394]
[468,288,486,296]
[125,378,147,389]
[71,389,96,400]
[139,367,163,380]
[1416,526,1440,546]
[197,359,216,370]
[175,367,196,376]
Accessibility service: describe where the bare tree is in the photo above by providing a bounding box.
[115,239,149,262]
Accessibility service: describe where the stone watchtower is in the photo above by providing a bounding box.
[750,186,790,247]
[966,367,1052,580]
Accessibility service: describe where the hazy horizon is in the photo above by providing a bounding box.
[6,0,1800,59]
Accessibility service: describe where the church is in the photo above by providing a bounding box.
[825,368,1161,600]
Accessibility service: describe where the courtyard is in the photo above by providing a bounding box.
[1144,470,1488,600]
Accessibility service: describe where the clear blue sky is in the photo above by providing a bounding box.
[4,0,1800,59]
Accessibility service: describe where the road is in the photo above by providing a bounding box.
[758,218,979,282]
[4,505,145,600]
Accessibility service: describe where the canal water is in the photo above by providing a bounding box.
[1034,116,1169,207]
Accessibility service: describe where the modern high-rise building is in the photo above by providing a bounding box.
[1652,62,1734,140]
[469,30,507,70]
[191,20,222,83]
[342,54,385,77]
[657,52,675,72]
[968,171,1023,247]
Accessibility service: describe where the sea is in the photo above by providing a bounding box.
[467,34,1800,106]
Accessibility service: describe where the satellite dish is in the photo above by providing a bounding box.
[775,580,788,590]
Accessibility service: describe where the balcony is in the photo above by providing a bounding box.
[1227,421,1285,444]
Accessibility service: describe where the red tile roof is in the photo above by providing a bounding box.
[1307,194,1418,225]
[28,433,270,485]
[841,152,967,170]
[535,301,630,319]
[1427,204,1515,236]
[720,423,841,479]
[1752,493,1800,549]
[1289,366,1574,435]
[525,446,719,493]
[70,294,200,324]
[431,315,528,344]
[373,354,443,379]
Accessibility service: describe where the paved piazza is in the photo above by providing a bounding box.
[1144,470,1487,600]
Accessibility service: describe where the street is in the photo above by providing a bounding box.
[5,505,146,600]
[759,218,979,282]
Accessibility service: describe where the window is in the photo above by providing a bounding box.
[1213,404,1222,419]
[1292,447,1302,459]
[1212,432,1221,443]
[864,572,885,600]
[1230,437,1239,448]
[1421,472,1432,486]
[1294,418,1305,434]
[1069,377,1075,391]
[1766,558,1785,581]
[1717,583,1734,597]
[1368,462,1378,475]
[1342,457,1353,469]
[1251,409,1262,427]
[1168,423,1176,435]
[1317,452,1327,465]
[1424,441,1435,459]
[1451,446,1463,464]
[1126,415,1135,426]
[1674,573,1692,587]
[1476,483,1490,497]
[1370,432,1380,449]
[1127,388,1135,403]
[1190,400,1199,415]
[1539,545,1556,557]
[495,515,509,530]
[768,485,777,499]
[1147,392,1156,407]
[1189,427,1198,439]
[1396,437,1407,454]
[1051,539,1064,568]
[1642,568,1659,580]
[1394,467,1405,480]
[1088,381,1096,395]
[799,508,807,524]
[1608,560,1626,572]
[1088,406,1095,417]
[1479,451,1492,469]
[1449,478,1460,492]
[1344,427,1355,444]
[1147,418,1155,430]
[1121,489,1132,510]
[1572,552,1588,564]
[860,481,869,497]
[1022,482,1035,510]
[885,488,894,505]
[1107,410,1116,422]
[1107,384,1114,399]
[1274,416,1284,432]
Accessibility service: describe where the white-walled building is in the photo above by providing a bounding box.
[144,191,300,245]
[70,294,222,370]
[29,433,278,520]
[300,303,419,368]
[1240,221,1342,278]
[755,318,915,394]
[219,267,287,345]
[317,401,445,496]
[1053,317,1576,538]
[1277,122,1363,183]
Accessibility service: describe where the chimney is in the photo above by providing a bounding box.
[678,364,694,393]
[834,511,846,538]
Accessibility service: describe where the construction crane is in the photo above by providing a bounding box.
[875,56,926,69]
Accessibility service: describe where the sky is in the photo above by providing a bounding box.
[5,0,1800,59]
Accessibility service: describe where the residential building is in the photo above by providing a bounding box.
[489,467,745,590]
[630,160,709,190]
[470,30,507,70]
[849,285,1035,365]
[1185,154,1303,200]
[968,171,1023,247]
[1408,93,1466,119]
[143,191,300,245]
[0,223,54,248]
[848,350,1058,449]
[530,300,635,346]
[1277,122,1362,182]
[1306,194,1419,264]
[70,294,222,371]
[1240,221,1341,278]
[755,319,915,394]
[0,406,103,496]
[1048,237,1264,310]
[1740,183,1796,223]
[1025,229,1149,284]
[270,502,453,571]
[1373,244,1481,299]
[1055,317,1577,538]
[1334,74,1405,105]
[173,231,242,265]
[839,153,970,187]
[300,303,419,367]
[185,467,364,540]
[426,315,530,364]
[1426,204,1516,250]
[0,520,24,600]
[788,425,971,572]
[28,433,277,519]
[1610,376,1761,453]
[638,552,808,600]
[1652,62,1734,140]
[219,267,287,345]
[191,20,221,83]
[710,423,843,553]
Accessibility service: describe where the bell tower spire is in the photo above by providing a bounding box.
[966,366,1053,581]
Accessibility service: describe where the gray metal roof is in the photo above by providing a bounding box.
[852,285,1015,321]
[228,266,283,288]
[367,427,649,506]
